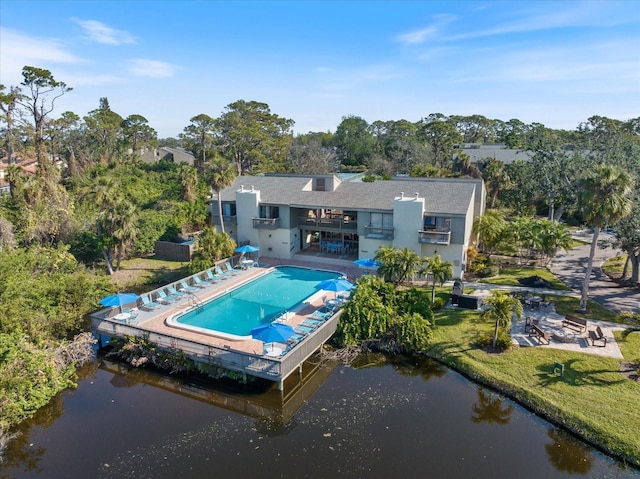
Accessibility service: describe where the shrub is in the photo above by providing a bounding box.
[476,265,500,278]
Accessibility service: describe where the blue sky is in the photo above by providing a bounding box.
[1,1,638,138]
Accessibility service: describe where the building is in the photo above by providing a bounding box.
[140,147,196,165]
[212,174,486,279]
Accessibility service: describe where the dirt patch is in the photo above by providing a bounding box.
[620,362,640,383]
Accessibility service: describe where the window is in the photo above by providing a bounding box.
[222,203,236,216]
[315,178,325,191]
[371,213,393,227]
[259,205,279,219]
[424,216,451,231]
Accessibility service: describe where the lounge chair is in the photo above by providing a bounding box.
[311,310,331,321]
[224,262,240,274]
[139,295,161,310]
[294,325,315,335]
[204,269,219,282]
[302,318,323,329]
[178,280,198,293]
[191,275,209,288]
[166,285,186,299]
[156,289,177,304]
[215,265,233,278]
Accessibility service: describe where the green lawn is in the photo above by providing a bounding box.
[426,306,640,467]
[478,267,571,290]
[110,257,191,293]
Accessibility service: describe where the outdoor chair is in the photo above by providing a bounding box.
[191,275,209,288]
[205,269,221,282]
[178,280,198,293]
[215,265,233,278]
[166,285,186,299]
[156,289,177,304]
[139,295,161,310]
[224,262,241,274]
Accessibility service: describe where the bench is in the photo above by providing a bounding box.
[562,315,587,333]
[529,324,551,345]
[588,326,607,347]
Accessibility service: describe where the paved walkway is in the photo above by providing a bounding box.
[549,230,639,314]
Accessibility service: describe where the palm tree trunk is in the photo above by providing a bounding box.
[579,227,600,312]
[102,250,114,275]
[492,319,499,348]
[217,194,225,234]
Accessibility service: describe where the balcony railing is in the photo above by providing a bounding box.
[212,215,237,226]
[418,229,451,245]
[364,225,394,240]
[297,217,357,232]
[252,217,281,229]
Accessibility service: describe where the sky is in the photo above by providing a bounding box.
[1,1,639,138]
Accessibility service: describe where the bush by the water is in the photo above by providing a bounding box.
[335,275,433,352]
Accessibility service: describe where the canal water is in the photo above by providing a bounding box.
[1,355,638,479]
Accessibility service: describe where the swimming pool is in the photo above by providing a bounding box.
[168,266,343,339]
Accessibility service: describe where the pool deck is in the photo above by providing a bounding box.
[91,259,354,388]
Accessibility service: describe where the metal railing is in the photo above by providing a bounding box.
[212,215,237,226]
[91,311,340,383]
[297,217,357,232]
[252,217,281,229]
[418,229,451,245]
[364,225,394,240]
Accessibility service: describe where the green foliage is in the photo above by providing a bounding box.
[0,245,111,340]
[375,246,422,285]
[362,174,376,182]
[189,227,236,273]
[0,332,76,430]
[336,275,433,353]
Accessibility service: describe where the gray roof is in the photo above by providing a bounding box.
[218,176,478,215]
[460,147,533,165]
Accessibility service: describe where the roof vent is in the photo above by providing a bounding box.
[251,185,255,192]
[415,192,419,199]
[240,185,244,191]
[400,192,404,199]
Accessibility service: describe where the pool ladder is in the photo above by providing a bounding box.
[187,293,204,310]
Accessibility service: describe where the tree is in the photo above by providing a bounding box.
[332,115,375,167]
[375,246,422,285]
[110,199,139,270]
[0,84,24,164]
[178,163,199,202]
[182,113,215,170]
[472,210,506,254]
[190,226,236,273]
[577,165,634,311]
[18,66,72,175]
[204,159,236,234]
[287,132,335,174]
[215,100,294,174]
[83,97,123,160]
[121,114,157,154]
[482,158,511,208]
[424,254,454,303]
[417,117,462,169]
[481,291,523,349]
[613,204,640,285]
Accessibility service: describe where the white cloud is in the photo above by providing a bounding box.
[73,19,136,45]
[395,14,456,45]
[0,28,81,85]
[128,59,175,78]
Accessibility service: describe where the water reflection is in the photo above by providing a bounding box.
[471,388,514,425]
[546,428,593,475]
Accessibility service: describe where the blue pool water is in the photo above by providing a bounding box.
[175,266,343,337]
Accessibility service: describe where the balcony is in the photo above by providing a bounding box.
[252,217,281,229]
[212,215,237,226]
[418,229,451,245]
[297,216,357,232]
[364,225,394,240]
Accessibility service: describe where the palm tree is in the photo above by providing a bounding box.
[481,291,523,349]
[424,254,454,303]
[472,210,506,255]
[577,165,634,312]
[178,164,199,202]
[375,246,421,285]
[205,159,236,234]
[111,199,139,270]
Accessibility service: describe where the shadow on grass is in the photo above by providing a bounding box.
[535,358,626,387]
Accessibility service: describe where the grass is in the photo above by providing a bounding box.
[109,257,191,293]
[426,305,640,467]
[478,267,571,290]
[602,255,627,276]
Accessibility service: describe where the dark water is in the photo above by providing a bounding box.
[1,355,638,479]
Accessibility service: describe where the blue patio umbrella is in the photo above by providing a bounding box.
[251,322,296,347]
[353,258,380,271]
[100,292,140,313]
[234,244,260,254]
[316,278,354,295]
